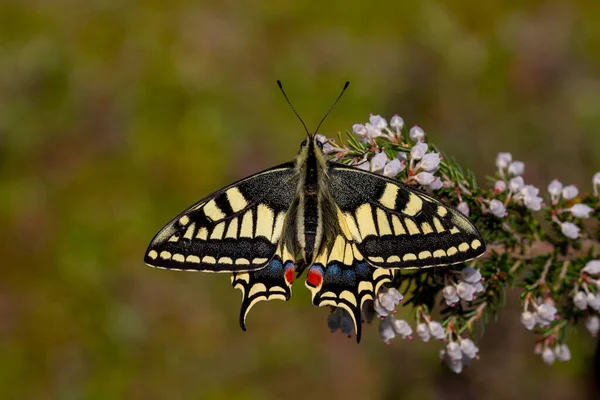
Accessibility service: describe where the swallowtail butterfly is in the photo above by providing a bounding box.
[144,81,486,342]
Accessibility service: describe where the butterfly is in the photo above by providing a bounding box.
[144,81,486,342]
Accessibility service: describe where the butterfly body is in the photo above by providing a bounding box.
[145,131,485,342]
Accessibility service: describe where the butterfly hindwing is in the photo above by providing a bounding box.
[232,244,296,330]
[328,163,486,269]
[305,234,393,343]
[144,162,298,272]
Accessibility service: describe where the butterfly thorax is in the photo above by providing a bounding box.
[293,136,335,267]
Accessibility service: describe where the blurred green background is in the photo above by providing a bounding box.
[2,1,600,399]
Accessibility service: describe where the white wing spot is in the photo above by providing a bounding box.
[172,254,185,262]
[404,219,421,235]
[179,216,190,226]
[240,211,254,238]
[196,227,208,240]
[391,215,406,235]
[210,222,225,239]
[433,217,445,233]
[447,247,458,256]
[271,212,286,243]
[471,239,482,250]
[226,187,248,212]
[437,206,448,217]
[160,251,172,260]
[369,256,384,263]
[225,218,238,238]
[148,250,158,260]
[379,184,399,209]
[252,258,269,265]
[403,253,416,261]
[403,194,423,216]
[433,249,446,258]
[255,204,275,240]
[186,255,200,263]
[235,258,250,265]
[202,256,216,264]
[204,200,225,222]
[421,222,433,235]
[458,243,469,252]
[376,208,392,236]
[355,204,377,238]
[387,255,401,263]
[218,257,233,264]
[183,223,195,240]
[418,251,432,260]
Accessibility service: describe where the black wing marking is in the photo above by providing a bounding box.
[231,244,295,330]
[144,162,298,272]
[328,162,486,269]
[305,234,393,343]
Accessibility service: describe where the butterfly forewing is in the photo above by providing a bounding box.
[144,162,298,272]
[328,163,486,269]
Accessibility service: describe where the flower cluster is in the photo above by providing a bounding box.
[320,112,600,374]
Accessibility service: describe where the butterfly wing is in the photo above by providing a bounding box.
[231,243,296,330]
[144,162,298,272]
[305,226,393,343]
[327,163,486,269]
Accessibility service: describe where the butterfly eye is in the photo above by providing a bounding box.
[300,140,307,149]
[316,141,324,150]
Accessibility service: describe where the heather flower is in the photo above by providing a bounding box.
[586,293,600,311]
[508,161,525,176]
[521,311,536,330]
[586,316,600,336]
[442,285,459,305]
[378,317,396,343]
[410,142,428,160]
[559,221,580,239]
[573,291,587,310]
[457,201,469,216]
[413,171,435,185]
[370,151,388,172]
[461,267,482,283]
[496,152,512,170]
[416,322,431,342]
[489,199,506,218]
[554,344,571,362]
[409,126,425,142]
[509,176,525,192]
[383,159,404,177]
[562,185,578,200]
[428,321,445,340]
[352,123,367,138]
[369,114,387,130]
[460,339,479,359]
[548,179,563,203]
[542,346,555,365]
[428,178,443,191]
[456,281,475,301]
[446,342,462,360]
[570,204,593,219]
[593,172,600,196]
[536,303,557,325]
[494,180,506,193]
[418,153,441,172]
[390,115,404,132]
[392,319,413,338]
[583,260,600,275]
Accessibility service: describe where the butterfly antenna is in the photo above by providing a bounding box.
[313,81,350,135]
[277,80,310,136]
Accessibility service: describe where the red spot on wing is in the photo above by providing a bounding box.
[284,265,295,284]
[307,267,323,288]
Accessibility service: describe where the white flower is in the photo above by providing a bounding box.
[446,342,462,360]
[559,221,580,239]
[410,142,428,160]
[315,134,335,154]
[586,316,600,336]
[416,322,431,342]
[524,195,543,211]
[409,126,425,142]
[428,320,445,340]
[442,285,460,305]
[583,260,600,275]
[586,292,600,311]
[440,349,464,374]
[542,346,555,365]
[548,179,563,202]
[489,199,506,218]
[520,311,536,330]
[460,339,479,359]
[413,171,435,185]
[570,203,593,219]
[352,123,367,138]
[536,303,557,324]
[369,114,387,130]
[392,319,412,338]
[494,180,506,193]
[374,299,390,317]
[495,152,512,170]
[509,176,524,192]
[327,309,343,332]
[390,115,404,131]
[418,153,441,171]
[461,267,482,284]
[387,288,403,304]
[562,185,578,200]
[508,161,525,176]
[573,291,588,310]
[471,281,485,293]
[554,344,571,362]
[383,159,405,178]
[365,123,382,140]
[594,172,600,196]
[378,318,396,343]
[456,281,475,301]
[457,201,469,216]
[370,151,388,172]
[428,178,443,191]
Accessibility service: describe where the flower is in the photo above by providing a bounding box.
[460,339,479,359]
[442,285,459,305]
[494,180,506,193]
[520,311,536,330]
[542,346,555,365]
[428,320,445,340]
[378,318,396,343]
[383,159,404,177]
[594,172,600,196]
[369,114,387,130]
[508,161,525,176]
[413,171,435,185]
[496,152,512,170]
[390,115,404,131]
[418,153,441,171]
[573,291,588,310]
[554,344,571,362]
[352,123,367,138]
[457,201,469,216]
[489,199,506,218]
[586,316,600,336]
[365,123,382,140]
[374,288,403,317]
[536,303,557,324]
[409,126,425,142]
[428,178,443,191]
[520,185,543,211]
[416,322,431,342]
[586,292,600,310]
[446,342,462,360]
[570,203,593,219]
[440,349,465,374]
[583,260,600,275]
[370,151,388,172]
[562,185,578,200]
[392,319,413,338]
[509,176,524,192]
[461,267,482,284]
[410,142,428,160]
[548,179,563,203]
[456,281,475,301]
[559,221,580,239]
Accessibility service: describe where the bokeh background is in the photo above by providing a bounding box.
[2,1,600,399]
